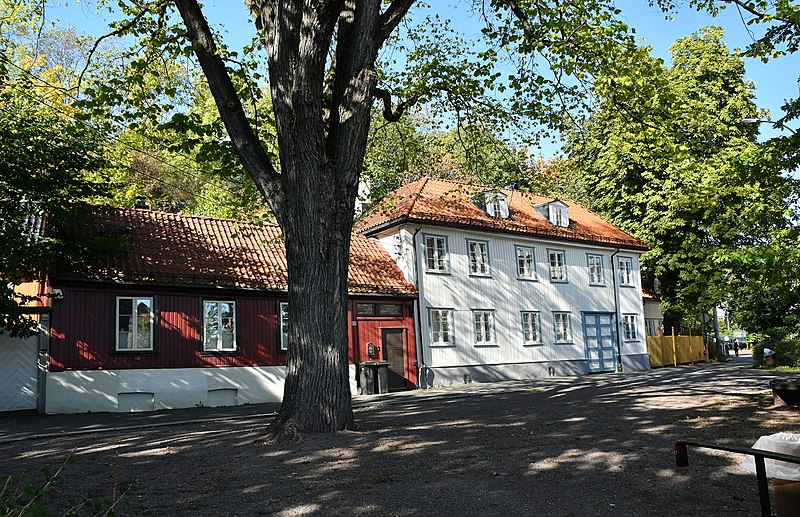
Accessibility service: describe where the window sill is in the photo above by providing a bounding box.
[550,279,569,284]
[425,270,451,275]
[429,343,456,348]
[619,284,637,288]
[468,273,492,278]
[554,341,574,345]
[473,343,499,348]
[523,342,544,347]
[200,350,241,356]
[517,277,538,282]
[588,283,606,287]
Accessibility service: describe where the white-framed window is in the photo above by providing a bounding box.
[483,192,509,219]
[424,235,449,272]
[430,308,453,345]
[645,318,661,337]
[553,312,572,342]
[618,257,634,286]
[116,297,154,351]
[473,310,495,345]
[521,311,541,344]
[623,314,638,340]
[203,300,236,351]
[279,301,289,351]
[548,250,567,282]
[587,254,605,285]
[467,239,490,276]
[516,245,536,280]
[548,203,569,227]
[554,207,567,227]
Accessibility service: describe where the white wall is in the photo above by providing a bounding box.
[45,365,358,414]
[377,224,648,379]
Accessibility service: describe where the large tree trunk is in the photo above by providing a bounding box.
[174,0,414,438]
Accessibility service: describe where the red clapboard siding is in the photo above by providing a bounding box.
[49,286,287,371]
[49,286,415,384]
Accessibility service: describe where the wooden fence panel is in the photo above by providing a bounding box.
[647,335,705,368]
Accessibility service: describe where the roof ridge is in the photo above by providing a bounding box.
[405,176,430,217]
[110,205,281,228]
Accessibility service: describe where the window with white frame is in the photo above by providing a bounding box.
[516,245,536,280]
[645,318,662,337]
[483,192,509,219]
[549,250,567,282]
[587,254,604,285]
[430,309,453,345]
[279,302,289,351]
[203,300,236,351]
[424,235,449,272]
[521,312,541,344]
[618,257,634,286]
[116,297,154,351]
[553,312,572,342]
[554,207,567,227]
[623,314,638,340]
[473,310,494,344]
[467,239,490,275]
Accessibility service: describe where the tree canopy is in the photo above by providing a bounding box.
[561,26,796,331]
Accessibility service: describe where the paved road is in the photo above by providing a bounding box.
[0,351,760,444]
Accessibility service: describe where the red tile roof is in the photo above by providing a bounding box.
[53,206,416,296]
[357,177,648,250]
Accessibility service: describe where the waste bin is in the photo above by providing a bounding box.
[375,361,389,394]
[742,432,800,517]
[359,362,377,395]
[359,361,390,395]
[765,348,777,366]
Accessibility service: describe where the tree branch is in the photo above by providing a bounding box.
[173,0,283,210]
[77,1,168,95]
[373,87,415,122]
[377,0,416,45]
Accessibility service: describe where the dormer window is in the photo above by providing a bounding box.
[547,201,570,227]
[480,191,509,219]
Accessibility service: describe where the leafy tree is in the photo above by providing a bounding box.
[0,71,111,336]
[563,26,793,322]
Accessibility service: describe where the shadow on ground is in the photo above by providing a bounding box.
[2,363,798,516]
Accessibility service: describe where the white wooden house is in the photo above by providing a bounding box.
[358,178,651,386]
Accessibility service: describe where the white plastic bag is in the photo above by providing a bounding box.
[764,348,776,356]
[741,432,800,481]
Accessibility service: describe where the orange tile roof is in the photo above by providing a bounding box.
[642,287,660,301]
[53,206,416,296]
[357,177,648,250]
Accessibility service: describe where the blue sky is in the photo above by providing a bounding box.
[50,1,800,158]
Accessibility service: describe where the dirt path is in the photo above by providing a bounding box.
[2,363,798,516]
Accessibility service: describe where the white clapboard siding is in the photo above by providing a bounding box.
[376,224,647,369]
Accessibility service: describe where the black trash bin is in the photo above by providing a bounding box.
[375,361,390,394]
[359,362,378,395]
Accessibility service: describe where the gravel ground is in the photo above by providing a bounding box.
[2,361,798,516]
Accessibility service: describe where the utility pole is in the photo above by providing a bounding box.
[712,306,723,358]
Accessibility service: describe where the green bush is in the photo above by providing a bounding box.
[753,339,800,367]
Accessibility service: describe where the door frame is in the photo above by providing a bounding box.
[381,327,407,390]
[582,312,617,373]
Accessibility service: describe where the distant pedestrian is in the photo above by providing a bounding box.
[733,338,740,357]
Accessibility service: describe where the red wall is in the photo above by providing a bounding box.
[49,285,417,387]
[348,298,418,389]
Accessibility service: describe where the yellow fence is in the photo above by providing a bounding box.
[647,333,706,368]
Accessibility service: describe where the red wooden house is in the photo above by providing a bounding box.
[40,206,417,414]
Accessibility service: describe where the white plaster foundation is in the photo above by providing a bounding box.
[45,365,358,414]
